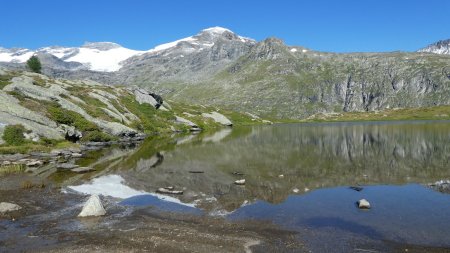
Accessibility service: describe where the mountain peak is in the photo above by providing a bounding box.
[201,27,233,34]
[418,39,450,55]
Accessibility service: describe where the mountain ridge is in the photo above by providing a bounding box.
[1,28,449,119]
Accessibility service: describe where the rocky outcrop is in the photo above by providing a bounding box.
[1,72,138,138]
[0,91,63,140]
[202,112,233,126]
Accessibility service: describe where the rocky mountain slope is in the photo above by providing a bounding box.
[0,68,247,146]
[418,39,450,55]
[1,28,449,119]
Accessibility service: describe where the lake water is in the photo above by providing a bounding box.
[67,120,450,251]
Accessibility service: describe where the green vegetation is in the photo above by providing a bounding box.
[82,130,114,142]
[3,125,26,145]
[45,101,98,131]
[26,55,41,73]
[120,95,176,134]
[0,74,13,89]
[303,105,450,123]
[0,164,25,176]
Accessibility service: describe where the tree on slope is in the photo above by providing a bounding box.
[27,55,41,73]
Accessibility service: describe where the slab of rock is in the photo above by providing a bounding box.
[71,167,95,173]
[78,195,106,217]
[0,202,22,213]
[57,163,79,170]
[358,199,371,209]
[201,112,233,126]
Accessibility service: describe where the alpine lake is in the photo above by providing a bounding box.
[2,120,450,252]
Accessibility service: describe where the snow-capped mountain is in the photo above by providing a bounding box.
[0,48,35,63]
[418,39,450,55]
[0,42,145,72]
[0,27,255,73]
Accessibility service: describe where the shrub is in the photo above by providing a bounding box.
[3,124,26,145]
[26,56,41,73]
[82,130,113,142]
[46,103,98,131]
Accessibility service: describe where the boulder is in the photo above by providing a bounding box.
[0,202,22,213]
[59,124,82,142]
[358,199,371,209]
[201,112,233,126]
[175,116,201,131]
[133,88,159,108]
[78,194,106,217]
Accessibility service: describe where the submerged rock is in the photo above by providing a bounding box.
[78,194,106,217]
[349,186,363,192]
[357,199,371,209]
[0,202,22,213]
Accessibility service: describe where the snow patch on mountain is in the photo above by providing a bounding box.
[65,46,144,72]
[0,48,35,63]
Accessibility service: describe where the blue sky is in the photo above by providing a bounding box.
[1,0,449,52]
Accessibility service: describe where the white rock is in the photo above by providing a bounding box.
[78,194,106,217]
[26,160,43,167]
[201,112,233,126]
[0,202,22,213]
[358,199,371,209]
[234,179,246,185]
[304,187,310,192]
[278,174,284,178]
[292,188,300,193]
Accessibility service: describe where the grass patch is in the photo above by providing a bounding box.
[0,164,25,176]
[82,130,114,142]
[44,101,98,131]
[0,74,13,89]
[120,95,176,134]
[303,105,450,123]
